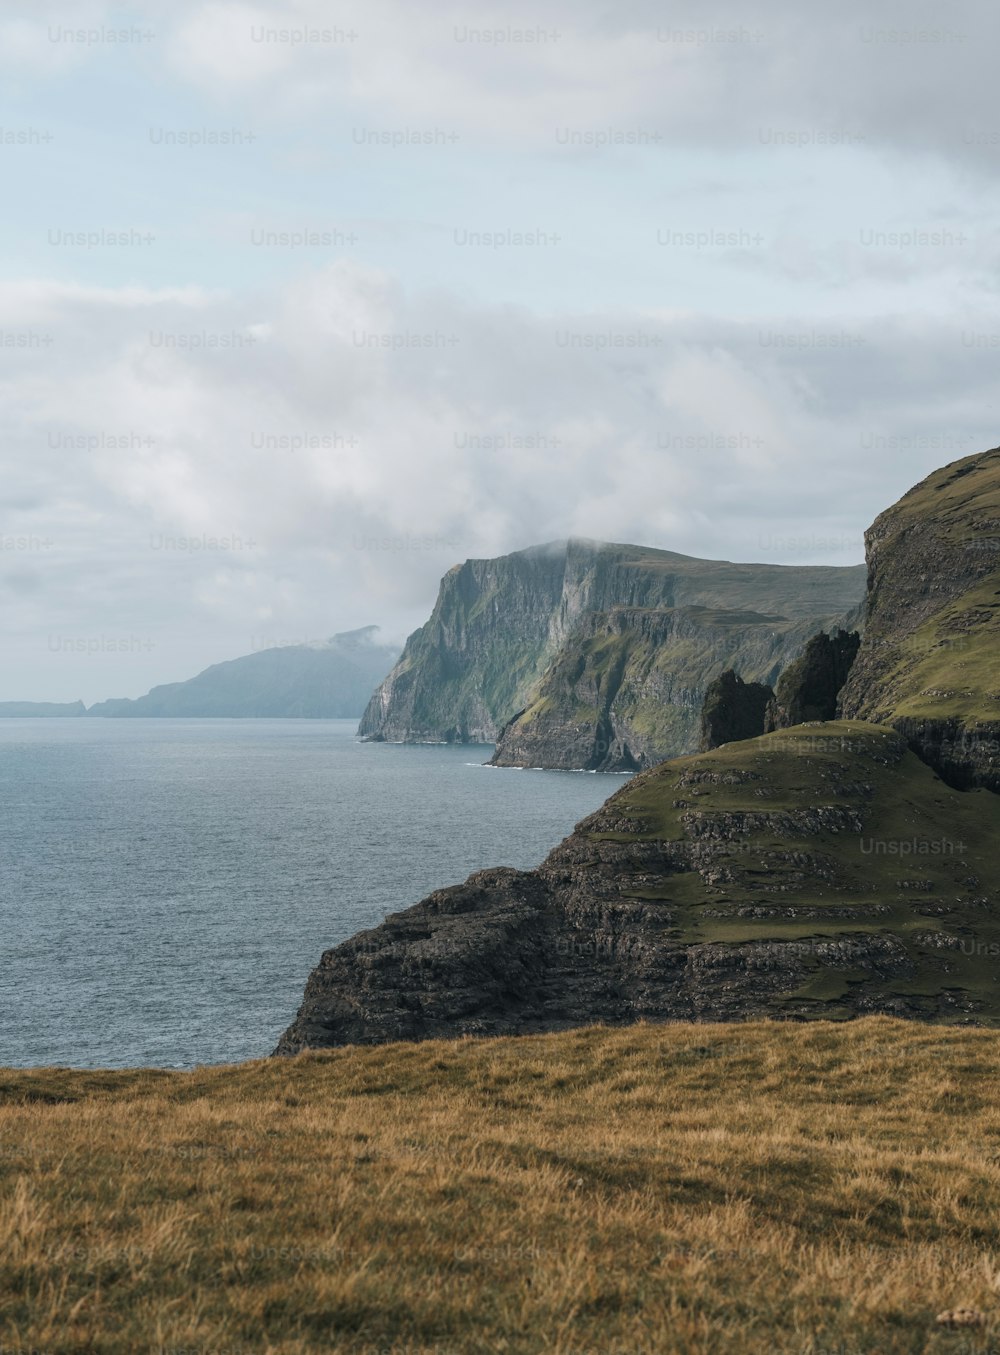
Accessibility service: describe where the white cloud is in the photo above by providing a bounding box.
[0,2,117,74]
[2,256,996,699]
[4,0,999,700]
[165,1,301,89]
[146,0,1000,170]
[2,0,988,168]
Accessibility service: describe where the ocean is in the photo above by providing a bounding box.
[0,719,625,1068]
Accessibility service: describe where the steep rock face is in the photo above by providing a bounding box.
[699,670,774,751]
[888,717,1000,793]
[358,546,571,743]
[838,447,1000,791]
[489,605,819,771]
[276,722,1000,1052]
[765,629,860,731]
[361,538,866,754]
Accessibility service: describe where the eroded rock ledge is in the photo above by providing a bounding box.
[276,722,1000,1052]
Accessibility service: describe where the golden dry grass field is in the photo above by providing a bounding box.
[4,1018,1000,1354]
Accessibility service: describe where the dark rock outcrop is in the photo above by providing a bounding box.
[276,721,1000,1052]
[888,717,1000,793]
[765,629,860,731]
[699,670,774,750]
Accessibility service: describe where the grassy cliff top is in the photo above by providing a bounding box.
[871,444,1000,540]
[589,719,998,858]
[843,447,1000,728]
[575,721,1000,1017]
[3,1020,1000,1352]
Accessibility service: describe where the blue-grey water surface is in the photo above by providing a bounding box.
[0,719,625,1068]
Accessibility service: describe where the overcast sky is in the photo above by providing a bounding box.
[2,0,998,702]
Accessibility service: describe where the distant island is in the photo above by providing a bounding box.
[2,627,400,719]
[0,700,87,717]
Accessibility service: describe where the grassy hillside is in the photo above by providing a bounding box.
[840,447,1000,731]
[4,1021,1000,1353]
[870,443,1000,542]
[858,571,1000,727]
[581,719,1000,1019]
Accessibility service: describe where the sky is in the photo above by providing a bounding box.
[2,0,998,702]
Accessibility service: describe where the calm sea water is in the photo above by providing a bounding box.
[0,720,625,1069]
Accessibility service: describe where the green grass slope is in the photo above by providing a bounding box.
[578,719,1000,1020]
[839,448,1000,787]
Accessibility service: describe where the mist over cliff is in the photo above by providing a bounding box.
[359,539,865,769]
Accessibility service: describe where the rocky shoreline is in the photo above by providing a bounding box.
[277,718,1000,1052]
